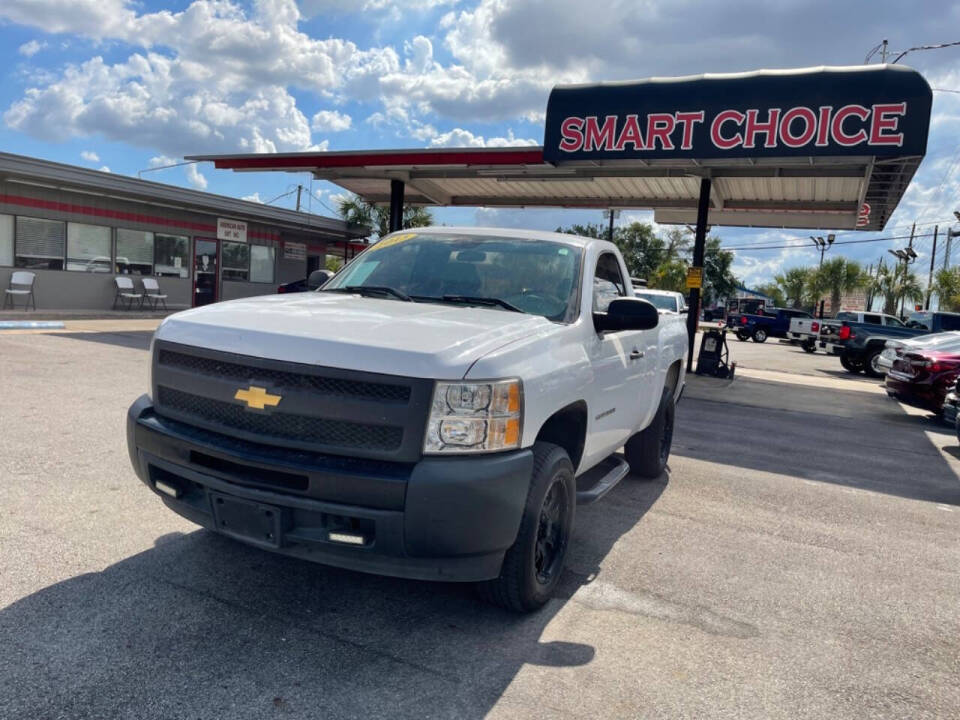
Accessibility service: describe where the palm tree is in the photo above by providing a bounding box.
[337,195,434,239]
[774,267,811,309]
[874,263,924,315]
[893,264,924,316]
[811,257,865,315]
[933,267,960,311]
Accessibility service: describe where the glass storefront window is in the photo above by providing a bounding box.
[222,241,250,281]
[0,214,12,267]
[66,223,112,272]
[116,228,154,275]
[155,234,189,278]
[15,216,65,270]
[250,244,275,283]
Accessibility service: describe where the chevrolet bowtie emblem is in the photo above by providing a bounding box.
[234,385,282,411]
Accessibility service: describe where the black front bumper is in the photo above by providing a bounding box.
[127,395,533,582]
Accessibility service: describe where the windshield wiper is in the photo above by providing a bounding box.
[438,295,524,313]
[329,285,413,302]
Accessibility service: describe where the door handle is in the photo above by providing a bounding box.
[630,349,644,360]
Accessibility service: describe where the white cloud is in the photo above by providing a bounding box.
[185,163,207,190]
[98,165,111,172]
[148,155,177,168]
[428,127,538,147]
[18,40,45,57]
[311,109,352,132]
[80,150,99,162]
[242,192,264,202]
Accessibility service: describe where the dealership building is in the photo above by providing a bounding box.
[0,153,369,311]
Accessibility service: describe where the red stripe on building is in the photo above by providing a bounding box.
[0,193,281,241]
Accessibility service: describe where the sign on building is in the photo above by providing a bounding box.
[284,242,306,261]
[217,218,247,243]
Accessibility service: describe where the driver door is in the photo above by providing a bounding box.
[583,253,652,464]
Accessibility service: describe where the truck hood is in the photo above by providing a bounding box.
[155,292,560,379]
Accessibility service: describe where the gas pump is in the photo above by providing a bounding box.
[695,327,735,379]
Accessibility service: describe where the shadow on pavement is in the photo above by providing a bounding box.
[0,474,667,720]
[673,379,960,505]
[52,330,154,351]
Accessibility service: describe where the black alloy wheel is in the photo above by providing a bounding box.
[534,479,569,585]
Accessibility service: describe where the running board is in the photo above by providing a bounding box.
[575,456,630,505]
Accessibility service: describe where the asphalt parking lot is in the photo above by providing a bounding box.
[2,325,959,719]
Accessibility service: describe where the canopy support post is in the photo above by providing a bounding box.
[686,177,711,373]
[389,180,405,233]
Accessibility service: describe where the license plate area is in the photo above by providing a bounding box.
[210,492,284,549]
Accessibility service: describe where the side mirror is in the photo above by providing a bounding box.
[594,297,659,333]
[307,269,334,290]
[680,306,689,314]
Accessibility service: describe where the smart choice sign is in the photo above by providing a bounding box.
[543,66,931,163]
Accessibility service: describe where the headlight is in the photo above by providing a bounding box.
[424,379,522,454]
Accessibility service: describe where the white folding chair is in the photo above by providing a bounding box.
[141,277,168,311]
[3,271,37,311]
[113,276,143,310]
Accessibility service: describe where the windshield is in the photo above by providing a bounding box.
[324,232,583,322]
[636,292,678,311]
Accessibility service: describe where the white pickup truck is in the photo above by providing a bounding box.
[787,316,824,352]
[127,227,687,611]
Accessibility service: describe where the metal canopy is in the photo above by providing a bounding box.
[190,65,931,233]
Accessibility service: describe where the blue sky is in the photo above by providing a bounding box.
[2,0,960,287]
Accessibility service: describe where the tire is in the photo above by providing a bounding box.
[736,329,750,342]
[840,351,864,374]
[863,349,886,378]
[752,326,769,343]
[477,442,575,613]
[801,339,816,353]
[624,388,676,479]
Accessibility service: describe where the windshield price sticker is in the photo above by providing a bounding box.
[686,267,703,289]
[370,233,417,252]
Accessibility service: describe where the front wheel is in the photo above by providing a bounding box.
[625,388,676,479]
[477,442,575,612]
[752,326,769,343]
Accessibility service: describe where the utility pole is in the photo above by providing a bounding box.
[604,208,620,242]
[881,39,888,62]
[295,184,303,212]
[810,234,835,267]
[926,225,938,309]
[945,229,954,270]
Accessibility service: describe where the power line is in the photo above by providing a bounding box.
[891,39,960,64]
[263,188,298,206]
[712,217,959,250]
[722,231,938,252]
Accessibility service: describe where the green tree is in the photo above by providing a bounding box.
[325,256,344,272]
[701,237,738,306]
[933,267,960,311]
[774,267,812,309]
[337,195,433,239]
[872,263,923,315]
[649,257,689,293]
[615,222,666,279]
[755,282,786,307]
[811,257,865,315]
[555,223,606,239]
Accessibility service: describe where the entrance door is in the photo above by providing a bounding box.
[193,238,219,307]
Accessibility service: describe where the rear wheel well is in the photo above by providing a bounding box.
[535,402,587,471]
